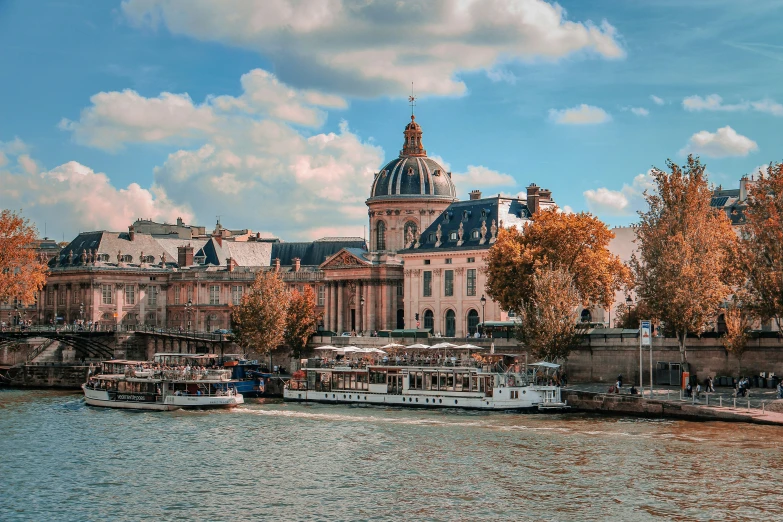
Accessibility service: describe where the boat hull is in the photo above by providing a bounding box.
[83,386,244,411]
[283,387,565,412]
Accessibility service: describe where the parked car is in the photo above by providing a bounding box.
[340,332,352,337]
[213,329,231,335]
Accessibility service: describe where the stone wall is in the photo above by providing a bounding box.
[6,364,91,389]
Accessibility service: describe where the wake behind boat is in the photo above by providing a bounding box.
[82,359,244,411]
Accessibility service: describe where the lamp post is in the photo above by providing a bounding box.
[14,304,19,329]
[360,295,365,335]
[480,294,487,337]
[186,299,193,332]
[79,302,84,328]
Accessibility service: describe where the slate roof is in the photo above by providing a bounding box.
[401,196,556,254]
[271,238,367,266]
[53,231,178,269]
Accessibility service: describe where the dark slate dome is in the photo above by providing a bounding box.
[369,116,458,201]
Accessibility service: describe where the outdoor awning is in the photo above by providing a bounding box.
[529,362,561,369]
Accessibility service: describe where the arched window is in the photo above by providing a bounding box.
[445,310,456,337]
[580,309,592,323]
[376,221,386,251]
[424,310,434,333]
[467,309,480,335]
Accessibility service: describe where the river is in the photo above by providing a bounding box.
[0,389,780,521]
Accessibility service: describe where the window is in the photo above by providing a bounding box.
[232,285,244,306]
[72,290,79,304]
[376,221,386,250]
[58,291,65,305]
[47,288,53,305]
[424,310,434,332]
[397,280,403,297]
[424,259,431,265]
[423,271,432,297]
[467,257,475,263]
[471,230,480,239]
[449,231,457,241]
[102,284,113,305]
[186,286,193,304]
[317,285,325,306]
[444,270,454,297]
[468,309,480,335]
[174,286,180,305]
[444,258,452,264]
[428,233,436,243]
[445,310,456,337]
[209,285,220,305]
[124,285,135,305]
[147,287,158,306]
[467,269,477,296]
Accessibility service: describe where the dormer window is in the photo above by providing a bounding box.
[433,169,440,176]
[407,167,414,176]
[428,233,436,243]
[122,255,133,263]
[462,210,471,221]
[449,231,458,241]
[471,230,480,239]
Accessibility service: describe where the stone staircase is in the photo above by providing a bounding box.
[28,339,62,363]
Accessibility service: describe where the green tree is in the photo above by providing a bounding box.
[631,155,738,363]
[0,209,48,304]
[231,271,288,356]
[284,285,320,359]
[517,267,586,361]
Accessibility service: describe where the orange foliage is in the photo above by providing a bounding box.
[0,209,48,304]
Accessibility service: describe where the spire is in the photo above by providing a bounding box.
[400,85,426,157]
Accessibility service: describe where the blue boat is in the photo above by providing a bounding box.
[222,356,276,398]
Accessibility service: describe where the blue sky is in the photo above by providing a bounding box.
[1,0,781,241]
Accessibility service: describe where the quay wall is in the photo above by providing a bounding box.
[563,390,783,426]
[4,364,91,389]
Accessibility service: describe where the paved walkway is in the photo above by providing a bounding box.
[564,382,783,426]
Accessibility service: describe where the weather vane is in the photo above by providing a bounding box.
[408,82,416,117]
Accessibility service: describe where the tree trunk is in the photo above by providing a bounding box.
[677,330,687,364]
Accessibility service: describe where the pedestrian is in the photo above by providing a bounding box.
[617,374,623,388]
[707,376,715,393]
[685,382,692,398]
[777,381,783,399]
[696,383,702,400]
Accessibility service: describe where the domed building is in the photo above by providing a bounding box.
[367,115,458,253]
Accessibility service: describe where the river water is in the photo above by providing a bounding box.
[1,389,781,521]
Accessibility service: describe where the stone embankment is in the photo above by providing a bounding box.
[1,364,91,389]
[563,388,783,426]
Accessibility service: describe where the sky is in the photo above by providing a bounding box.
[1,0,782,242]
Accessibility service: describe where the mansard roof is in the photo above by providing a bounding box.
[271,238,366,266]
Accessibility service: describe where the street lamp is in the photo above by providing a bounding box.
[480,294,487,337]
[79,302,84,326]
[14,304,19,329]
[359,295,365,335]
[186,299,193,332]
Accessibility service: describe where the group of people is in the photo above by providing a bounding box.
[122,362,221,381]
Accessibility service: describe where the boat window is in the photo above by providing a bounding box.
[446,372,454,391]
[336,373,345,389]
[415,372,423,390]
[369,370,387,384]
[455,373,463,392]
[424,372,432,390]
[439,373,448,390]
[350,373,357,390]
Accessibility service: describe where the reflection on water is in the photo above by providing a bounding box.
[0,388,780,521]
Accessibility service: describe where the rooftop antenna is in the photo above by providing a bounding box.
[408,82,416,117]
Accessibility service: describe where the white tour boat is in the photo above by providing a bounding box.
[82,359,244,411]
[284,355,567,412]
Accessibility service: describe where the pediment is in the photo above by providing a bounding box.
[320,249,368,270]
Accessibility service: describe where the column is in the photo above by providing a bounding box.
[455,268,465,338]
[433,269,442,333]
[336,281,343,334]
[368,280,376,334]
[139,284,146,326]
[92,283,101,324]
[379,280,388,330]
[159,284,167,327]
[324,282,332,332]
[115,283,124,330]
[65,284,71,323]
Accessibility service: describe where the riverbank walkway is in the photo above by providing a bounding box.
[563,382,783,426]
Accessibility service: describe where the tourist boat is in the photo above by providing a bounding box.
[284,355,567,411]
[82,359,244,411]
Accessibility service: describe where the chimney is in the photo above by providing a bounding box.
[539,188,552,201]
[177,217,183,226]
[274,258,281,272]
[526,183,540,215]
[469,189,482,200]
[178,244,194,267]
[293,257,301,272]
[739,176,748,202]
[128,225,135,241]
[227,257,235,272]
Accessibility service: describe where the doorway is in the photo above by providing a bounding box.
[350,309,356,332]
[397,309,404,329]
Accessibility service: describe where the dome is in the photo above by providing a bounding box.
[368,116,458,201]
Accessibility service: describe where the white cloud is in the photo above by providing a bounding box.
[549,104,611,125]
[583,170,655,216]
[650,95,664,106]
[0,144,191,234]
[121,0,624,97]
[60,69,348,151]
[450,165,517,193]
[628,107,649,116]
[682,94,748,112]
[486,68,518,84]
[750,98,783,116]
[679,126,758,158]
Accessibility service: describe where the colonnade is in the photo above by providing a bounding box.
[322,279,402,334]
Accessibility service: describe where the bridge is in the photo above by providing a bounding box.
[0,329,117,360]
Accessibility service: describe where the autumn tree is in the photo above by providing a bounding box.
[0,209,48,304]
[517,267,586,361]
[737,162,783,331]
[614,299,654,330]
[231,271,288,356]
[487,210,630,312]
[631,155,738,364]
[284,285,320,359]
[721,297,753,376]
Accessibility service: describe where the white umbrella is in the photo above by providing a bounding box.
[431,342,459,349]
[314,345,337,351]
[457,343,485,350]
[371,348,388,355]
[381,343,405,350]
[342,346,361,353]
[406,343,430,349]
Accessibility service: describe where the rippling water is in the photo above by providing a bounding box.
[1,388,781,521]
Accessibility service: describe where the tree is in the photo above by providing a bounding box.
[0,209,48,304]
[486,209,630,311]
[614,299,654,330]
[631,156,738,364]
[517,267,586,361]
[230,271,288,356]
[721,297,753,377]
[284,285,320,359]
[738,162,783,331]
